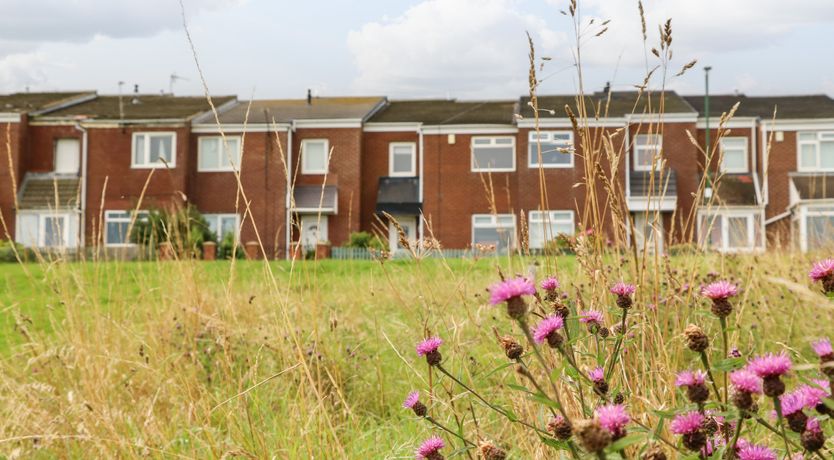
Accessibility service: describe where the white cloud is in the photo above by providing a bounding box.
[0,53,49,91]
[347,0,567,98]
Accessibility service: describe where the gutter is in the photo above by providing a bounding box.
[418,123,425,248]
[285,122,294,259]
[74,122,88,248]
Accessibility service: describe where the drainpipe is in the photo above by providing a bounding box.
[418,123,424,248]
[285,123,294,259]
[704,67,712,155]
[74,122,88,248]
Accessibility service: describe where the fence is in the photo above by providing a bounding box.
[330,247,480,260]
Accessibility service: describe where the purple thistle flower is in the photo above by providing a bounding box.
[403,391,420,409]
[811,378,830,393]
[415,436,445,459]
[532,315,564,344]
[737,444,777,460]
[780,390,806,416]
[675,370,707,387]
[595,404,630,436]
[579,310,604,324]
[729,369,762,394]
[670,411,704,435]
[747,352,792,378]
[806,417,821,434]
[811,338,833,357]
[797,384,828,409]
[540,276,560,291]
[416,337,442,356]
[610,282,636,297]
[701,280,738,300]
[489,277,536,305]
[588,367,605,383]
[809,258,834,282]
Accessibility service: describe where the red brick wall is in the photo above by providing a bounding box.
[291,127,363,246]
[189,131,289,258]
[360,131,419,237]
[763,130,797,245]
[26,125,83,173]
[85,126,190,245]
[0,118,25,240]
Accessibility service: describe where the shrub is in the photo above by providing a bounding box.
[217,232,245,260]
[131,204,215,257]
[346,231,384,250]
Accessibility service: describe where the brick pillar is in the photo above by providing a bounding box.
[203,241,217,261]
[244,241,260,260]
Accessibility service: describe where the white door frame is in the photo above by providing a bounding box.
[299,214,328,249]
[388,214,417,253]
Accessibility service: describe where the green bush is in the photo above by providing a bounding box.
[0,240,30,263]
[345,231,385,250]
[131,204,215,257]
[217,232,245,260]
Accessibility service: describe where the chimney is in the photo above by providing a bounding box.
[603,81,611,96]
[307,88,312,105]
[134,84,139,94]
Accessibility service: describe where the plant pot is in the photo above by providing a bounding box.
[289,242,304,260]
[244,241,260,260]
[158,241,175,261]
[202,241,217,261]
[315,243,332,259]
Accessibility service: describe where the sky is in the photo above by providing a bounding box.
[2,0,834,100]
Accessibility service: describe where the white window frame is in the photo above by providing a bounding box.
[301,139,329,175]
[633,134,662,172]
[388,142,417,177]
[471,136,516,172]
[719,137,749,173]
[204,213,241,242]
[797,131,834,172]
[104,210,149,247]
[798,204,834,252]
[131,132,177,169]
[528,131,574,168]
[198,136,242,172]
[39,213,70,247]
[471,213,516,250]
[528,210,575,249]
[697,209,764,253]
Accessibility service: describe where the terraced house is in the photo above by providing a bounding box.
[2,88,834,257]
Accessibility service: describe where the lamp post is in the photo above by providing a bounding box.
[704,66,712,154]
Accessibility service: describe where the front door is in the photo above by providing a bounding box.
[388,215,417,253]
[54,139,80,174]
[633,211,664,253]
[300,214,328,249]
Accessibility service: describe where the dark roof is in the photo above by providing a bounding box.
[211,97,385,124]
[630,170,677,197]
[520,91,696,119]
[704,173,759,206]
[292,185,338,213]
[370,99,517,124]
[683,94,834,119]
[0,92,94,114]
[19,176,80,209]
[376,177,421,215]
[792,174,834,200]
[42,94,235,120]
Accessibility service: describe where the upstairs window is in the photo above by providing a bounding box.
[633,134,662,171]
[528,131,573,168]
[389,142,416,176]
[301,139,329,174]
[719,137,748,173]
[528,210,574,249]
[798,132,834,171]
[198,136,241,172]
[132,132,175,168]
[471,137,515,172]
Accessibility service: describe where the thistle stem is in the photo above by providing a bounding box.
[606,307,629,379]
[718,316,729,404]
[698,351,724,409]
[424,416,477,447]
[773,396,793,458]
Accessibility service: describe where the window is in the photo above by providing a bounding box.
[132,132,176,168]
[205,214,240,242]
[471,137,515,172]
[389,142,416,176]
[798,132,834,171]
[632,211,664,252]
[472,214,516,252]
[15,212,79,248]
[528,131,573,168]
[105,210,148,246]
[198,136,241,172]
[720,137,748,173]
[698,211,763,252]
[805,206,834,251]
[301,139,329,174]
[633,134,662,171]
[54,138,80,174]
[528,210,574,249]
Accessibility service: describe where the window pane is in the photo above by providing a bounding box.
[801,144,817,168]
[393,154,413,173]
[134,135,145,165]
[473,146,514,170]
[220,216,237,238]
[529,142,571,166]
[496,215,515,225]
[149,135,173,163]
[106,221,129,245]
[808,215,834,250]
[223,138,241,169]
[727,216,749,248]
[821,141,834,169]
[303,141,327,172]
[473,227,514,252]
[799,132,816,141]
[722,150,746,171]
[494,138,513,145]
[473,138,491,145]
[200,138,220,170]
[16,214,39,247]
[473,216,492,225]
[43,216,65,247]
